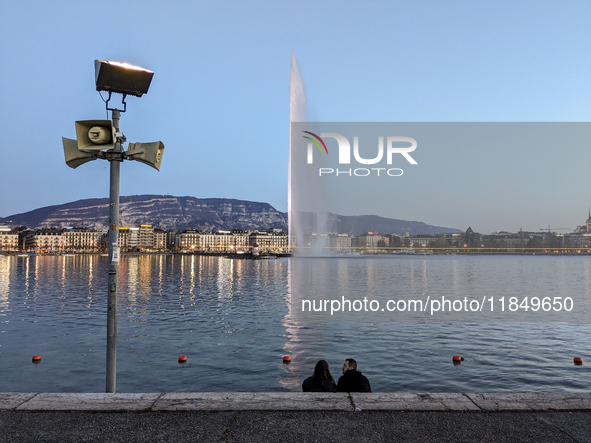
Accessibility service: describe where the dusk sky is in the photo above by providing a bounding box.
[1,1,590,234]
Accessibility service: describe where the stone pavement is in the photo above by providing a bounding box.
[1,392,590,442]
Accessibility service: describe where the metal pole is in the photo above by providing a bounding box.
[106,109,121,393]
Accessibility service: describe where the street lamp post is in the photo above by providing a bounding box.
[105,108,121,393]
[62,60,164,393]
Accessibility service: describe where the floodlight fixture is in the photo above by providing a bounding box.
[94,59,154,97]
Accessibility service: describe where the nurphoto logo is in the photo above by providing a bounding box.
[301,131,328,155]
[301,127,418,178]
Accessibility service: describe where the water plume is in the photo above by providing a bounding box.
[288,54,330,256]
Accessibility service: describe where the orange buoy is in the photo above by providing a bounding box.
[178,355,187,364]
[32,355,41,363]
[574,357,583,365]
[452,355,462,362]
[283,356,291,364]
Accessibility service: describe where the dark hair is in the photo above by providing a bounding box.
[313,360,334,384]
[345,358,357,370]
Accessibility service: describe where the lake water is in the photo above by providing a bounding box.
[0,254,589,393]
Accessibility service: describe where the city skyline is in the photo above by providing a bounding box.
[1,1,590,234]
[4,198,591,238]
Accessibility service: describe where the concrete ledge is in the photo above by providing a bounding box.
[153,392,352,411]
[351,393,480,411]
[465,393,591,411]
[14,393,161,411]
[0,393,37,411]
[2,392,590,412]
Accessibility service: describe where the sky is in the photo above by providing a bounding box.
[0,0,590,234]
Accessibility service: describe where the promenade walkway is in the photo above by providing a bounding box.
[1,392,590,442]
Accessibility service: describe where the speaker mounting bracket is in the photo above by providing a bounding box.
[104,151,125,162]
[105,92,127,114]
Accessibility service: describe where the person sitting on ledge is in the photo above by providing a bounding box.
[302,359,337,392]
[336,358,371,393]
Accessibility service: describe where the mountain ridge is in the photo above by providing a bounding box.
[0,195,462,235]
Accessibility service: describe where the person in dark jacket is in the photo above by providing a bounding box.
[302,359,337,392]
[336,358,371,392]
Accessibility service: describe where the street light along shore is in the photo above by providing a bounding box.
[62,60,165,393]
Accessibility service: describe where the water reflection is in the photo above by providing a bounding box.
[157,255,163,295]
[452,258,460,293]
[24,256,30,293]
[281,255,591,392]
[0,257,10,310]
[61,256,66,295]
[0,255,590,393]
[139,256,152,294]
[421,259,428,296]
[33,255,40,298]
[585,260,591,295]
[126,256,139,297]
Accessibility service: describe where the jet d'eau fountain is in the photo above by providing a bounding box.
[288,55,331,257]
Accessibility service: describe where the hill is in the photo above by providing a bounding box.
[0,195,462,235]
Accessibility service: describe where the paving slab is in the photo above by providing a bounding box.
[466,393,591,411]
[351,393,480,411]
[0,393,36,411]
[4,392,591,413]
[153,392,352,411]
[15,393,161,411]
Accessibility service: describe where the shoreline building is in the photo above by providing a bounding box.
[327,233,353,251]
[0,226,19,251]
[574,210,591,234]
[24,228,65,251]
[118,225,166,252]
[248,229,288,253]
[62,227,104,252]
[174,228,287,253]
[357,232,386,250]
